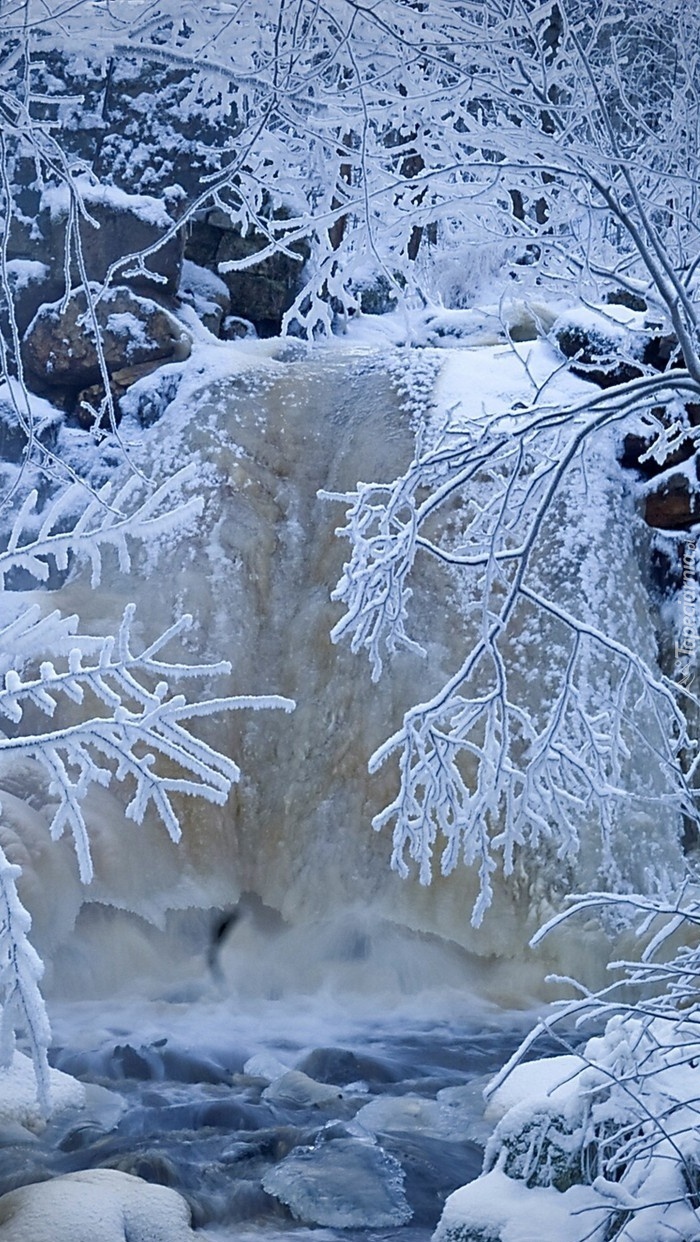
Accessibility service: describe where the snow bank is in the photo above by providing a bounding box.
[434,1016,700,1242]
[0,1051,84,1132]
[434,1168,607,1242]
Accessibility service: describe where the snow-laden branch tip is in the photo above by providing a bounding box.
[0,603,294,884]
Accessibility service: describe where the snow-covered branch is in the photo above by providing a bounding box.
[0,455,295,1111]
[327,368,700,924]
[0,843,50,1115]
[0,603,294,883]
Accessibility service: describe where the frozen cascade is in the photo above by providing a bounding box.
[0,338,687,1242]
[1,340,684,1003]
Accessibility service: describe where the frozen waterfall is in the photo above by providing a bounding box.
[3,338,685,1006]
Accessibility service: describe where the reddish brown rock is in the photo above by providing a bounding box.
[21,286,191,400]
[645,472,700,529]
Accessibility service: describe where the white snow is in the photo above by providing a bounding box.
[5,260,49,290]
[0,1169,196,1241]
[105,310,153,357]
[484,1054,587,1122]
[0,1051,84,1132]
[180,259,229,303]
[41,178,174,230]
[434,1169,608,1242]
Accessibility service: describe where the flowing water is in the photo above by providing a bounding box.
[0,339,682,1234]
[4,974,570,1239]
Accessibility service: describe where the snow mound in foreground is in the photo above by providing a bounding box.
[0,1169,196,1241]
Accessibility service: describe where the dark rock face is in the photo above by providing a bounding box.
[3,172,184,342]
[2,259,64,338]
[27,51,237,202]
[41,186,184,295]
[2,50,307,364]
[21,286,191,413]
[186,216,308,335]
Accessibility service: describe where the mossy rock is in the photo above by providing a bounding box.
[489,1108,587,1192]
[438,1228,502,1242]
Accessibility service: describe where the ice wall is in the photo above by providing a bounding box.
[7,342,685,1002]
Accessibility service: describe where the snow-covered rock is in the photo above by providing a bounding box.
[484,1054,586,1122]
[0,1052,85,1133]
[40,178,183,294]
[433,1168,607,1242]
[22,286,191,396]
[179,259,231,335]
[0,1169,196,1242]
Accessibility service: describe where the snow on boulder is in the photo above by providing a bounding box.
[179,259,231,334]
[549,304,649,387]
[0,1169,197,1242]
[22,286,191,393]
[262,1137,412,1228]
[432,1168,607,1242]
[40,178,183,294]
[0,1052,85,1133]
[484,1054,586,1123]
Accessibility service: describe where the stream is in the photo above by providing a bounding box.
[1,981,564,1239]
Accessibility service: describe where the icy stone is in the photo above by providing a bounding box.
[354,1093,445,1138]
[81,1082,128,1130]
[0,1169,197,1241]
[243,1052,290,1083]
[437,1080,496,1146]
[262,1069,344,1108]
[262,1137,412,1228]
[0,1121,38,1146]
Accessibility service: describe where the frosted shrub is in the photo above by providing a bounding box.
[462,893,700,1241]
